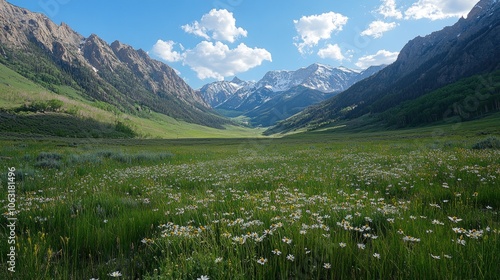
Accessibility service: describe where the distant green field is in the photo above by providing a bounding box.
[0,117,499,279]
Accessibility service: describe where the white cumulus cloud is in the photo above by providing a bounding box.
[361,21,398,38]
[293,12,348,54]
[405,0,478,20]
[356,50,399,69]
[151,40,183,62]
[377,0,403,19]
[317,44,346,61]
[182,9,248,43]
[182,41,272,80]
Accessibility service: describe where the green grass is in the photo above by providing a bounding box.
[0,117,499,279]
[0,63,262,139]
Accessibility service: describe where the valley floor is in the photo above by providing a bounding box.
[0,119,499,279]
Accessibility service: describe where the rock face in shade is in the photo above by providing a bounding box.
[266,0,500,134]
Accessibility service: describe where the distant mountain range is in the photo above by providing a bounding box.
[0,0,227,129]
[266,0,500,134]
[199,64,385,126]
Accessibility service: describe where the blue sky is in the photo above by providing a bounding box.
[8,0,479,89]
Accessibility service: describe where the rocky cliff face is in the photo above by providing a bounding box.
[0,0,222,127]
[0,0,82,50]
[394,0,500,83]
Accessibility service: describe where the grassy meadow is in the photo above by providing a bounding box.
[0,116,499,279]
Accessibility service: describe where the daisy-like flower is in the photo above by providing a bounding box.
[339,242,347,248]
[323,263,332,269]
[448,216,463,223]
[432,219,444,225]
[452,227,465,233]
[108,271,122,277]
[215,257,223,263]
[373,253,381,259]
[272,249,282,255]
[403,236,421,243]
[257,257,268,265]
[282,237,292,244]
[455,238,466,246]
[286,254,295,261]
[430,254,441,259]
[197,276,209,280]
[141,238,154,245]
[357,243,366,250]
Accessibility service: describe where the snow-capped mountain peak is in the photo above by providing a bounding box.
[250,63,379,94]
[198,77,255,107]
[199,63,385,110]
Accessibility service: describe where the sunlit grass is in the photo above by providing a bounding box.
[1,64,263,139]
[0,131,499,279]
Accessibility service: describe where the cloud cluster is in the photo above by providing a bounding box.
[183,42,272,80]
[361,21,398,39]
[293,12,349,54]
[155,1,479,79]
[295,0,477,69]
[152,9,271,80]
[377,0,403,19]
[355,50,399,69]
[317,44,345,62]
[181,9,248,43]
[151,40,182,62]
[405,0,478,20]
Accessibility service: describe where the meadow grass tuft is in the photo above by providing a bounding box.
[472,136,500,150]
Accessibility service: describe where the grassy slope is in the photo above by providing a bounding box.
[0,63,263,139]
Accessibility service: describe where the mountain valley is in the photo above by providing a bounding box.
[0,0,499,138]
[198,64,385,126]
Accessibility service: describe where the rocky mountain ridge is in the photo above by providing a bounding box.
[0,0,225,128]
[198,63,384,126]
[200,64,384,109]
[199,77,255,108]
